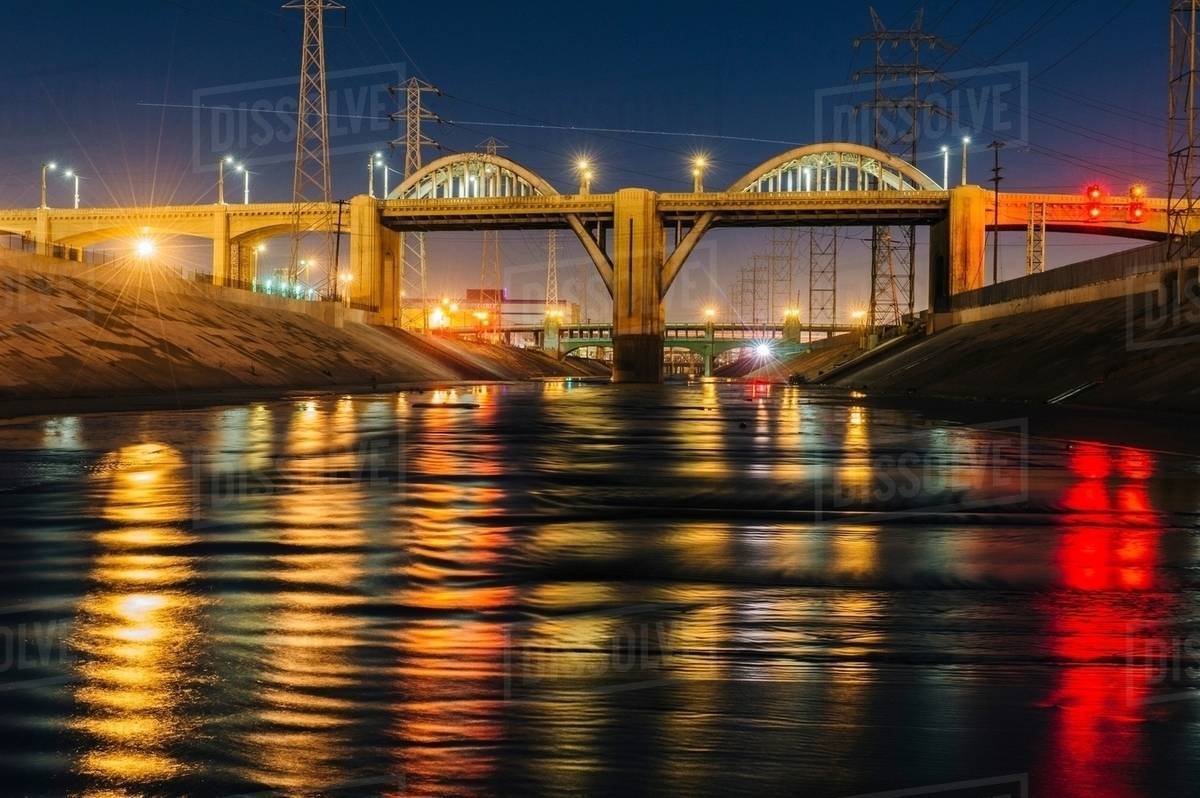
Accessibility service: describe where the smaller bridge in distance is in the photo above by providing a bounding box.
[455,321,855,376]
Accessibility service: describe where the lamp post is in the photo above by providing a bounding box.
[63,169,82,209]
[576,159,593,195]
[234,164,252,204]
[368,152,378,198]
[217,155,234,204]
[940,145,949,190]
[960,136,971,186]
[40,162,57,208]
[691,156,707,192]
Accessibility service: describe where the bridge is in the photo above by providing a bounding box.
[0,142,1178,382]
[460,320,855,376]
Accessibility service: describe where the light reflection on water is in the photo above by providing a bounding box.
[0,382,1197,796]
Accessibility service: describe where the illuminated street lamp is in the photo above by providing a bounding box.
[691,155,708,192]
[234,164,253,204]
[63,169,83,209]
[39,162,57,208]
[960,136,971,186]
[217,155,235,204]
[135,239,155,260]
[704,306,716,319]
[576,159,593,195]
[940,145,949,190]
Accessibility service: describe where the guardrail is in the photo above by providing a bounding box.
[948,241,1173,311]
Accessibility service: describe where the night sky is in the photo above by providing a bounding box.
[0,0,1164,319]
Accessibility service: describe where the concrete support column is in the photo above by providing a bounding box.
[35,209,51,257]
[928,185,986,318]
[348,195,390,319]
[783,314,803,343]
[543,314,561,356]
[611,188,665,383]
[703,319,715,377]
[379,227,400,322]
[212,208,230,286]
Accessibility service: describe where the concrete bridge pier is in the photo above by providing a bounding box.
[348,195,400,320]
[611,188,665,383]
[703,319,715,377]
[212,208,231,286]
[928,185,986,324]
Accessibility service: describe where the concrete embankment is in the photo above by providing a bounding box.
[0,253,603,413]
[825,294,1200,413]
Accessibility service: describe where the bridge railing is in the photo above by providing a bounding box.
[1,233,120,267]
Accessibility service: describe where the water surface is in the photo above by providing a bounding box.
[1,382,1198,796]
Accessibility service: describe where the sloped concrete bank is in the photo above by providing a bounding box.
[0,254,604,416]
[827,293,1200,414]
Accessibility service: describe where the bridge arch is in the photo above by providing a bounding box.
[728,142,941,193]
[388,152,560,200]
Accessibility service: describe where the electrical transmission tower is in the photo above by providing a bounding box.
[1026,202,1046,275]
[1170,0,1200,261]
[390,77,439,330]
[283,0,345,295]
[809,229,838,337]
[854,7,948,331]
[479,137,506,328]
[545,231,559,315]
[766,230,798,322]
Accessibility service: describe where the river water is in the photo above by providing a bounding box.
[0,381,1197,797]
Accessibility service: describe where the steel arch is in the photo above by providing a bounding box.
[388,152,560,200]
[728,142,941,193]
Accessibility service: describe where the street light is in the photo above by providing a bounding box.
[40,162,57,208]
[576,158,593,194]
[960,136,971,186]
[63,169,83,209]
[691,155,708,192]
[234,164,252,204]
[135,239,155,259]
[217,155,235,204]
[704,306,716,319]
[940,145,949,190]
[369,151,394,199]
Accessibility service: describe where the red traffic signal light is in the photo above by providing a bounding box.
[1127,184,1146,223]
[1085,184,1103,221]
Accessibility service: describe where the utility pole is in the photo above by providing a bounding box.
[1169,1,1200,261]
[479,137,506,329]
[282,0,344,295]
[988,139,1005,284]
[390,77,439,330]
[854,7,949,334]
